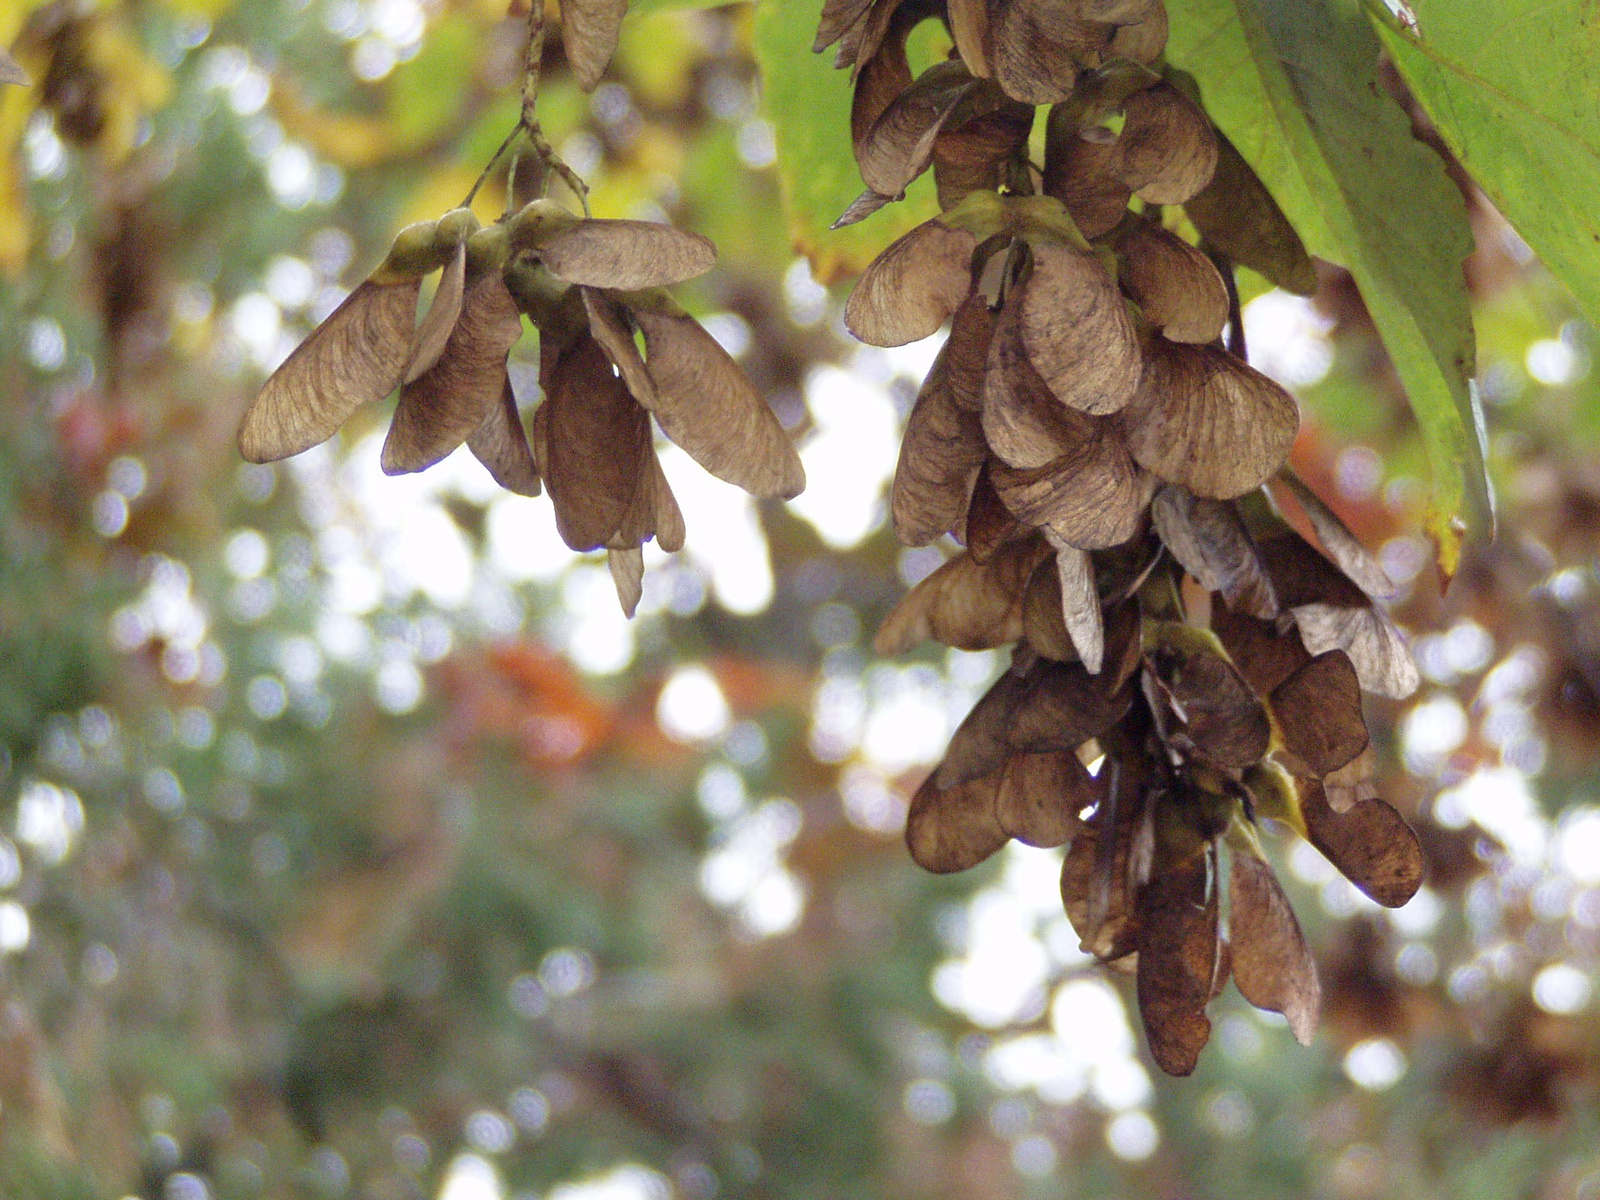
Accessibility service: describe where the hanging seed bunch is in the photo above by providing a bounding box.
[825,0,1426,1074]
[239,5,803,616]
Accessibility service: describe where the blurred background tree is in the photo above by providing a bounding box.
[3,1,1600,1199]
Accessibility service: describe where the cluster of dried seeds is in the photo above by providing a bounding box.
[240,0,803,614]
[826,0,1426,1073]
[240,201,804,615]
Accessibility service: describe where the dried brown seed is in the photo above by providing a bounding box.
[0,48,30,86]
[538,220,716,290]
[1272,650,1369,777]
[988,414,1145,550]
[932,95,1034,209]
[941,294,996,412]
[991,0,1108,105]
[846,0,908,77]
[1136,856,1218,1076]
[542,334,651,551]
[1006,656,1133,752]
[1292,602,1420,700]
[983,303,1087,469]
[1151,488,1278,620]
[405,242,468,383]
[857,61,977,199]
[936,666,1031,789]
[845,218,977,346]
[383,272,524,475]
[946,0,992,76]
[626,297,806,500]
[814,0,876,53]
[1043,111,1134,240]
[1183,130,1317,296]
[1113,82,1218,205]
[1255,532,1369,608]
[1105,0,1167,64]
[892,352,988,545]
[1323,745,1378,813]
[608,546,645,617]
[849,6,913,143]
[1018,240,1142,416]
[1123,340,1299,499]
[1210,601,1311,697]
[962,463,1021,560]
[1021,559,1076,662]
[240,278,420,463]
[580,286,656,405]
[833,189,896,229]
[561,0,628,90]
[1114,220,1229,344]
[876,536,1050,656]
[649,448,686,553]
[1279,473,1398,599]
[1229,845,1319,1045]
[996,749,1097,847]
[1049,534,1104,671]
[1062,812,1139,962]
[906,768,1009,874]
[467,380,541,497]
[1299,781,1424,908]
[1162,649,1270,770]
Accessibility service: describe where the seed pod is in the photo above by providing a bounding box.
[541,334,652,552]
[589,289,806,500]
[814,0,875,53]
[1114,219,1229,344]
[891,346,989,545]
[1016,239,1142,415]
[531,216,717,290]
[1298,781,1424,908]
[1135,852,1219,1077]
[1112,82,1218,205]
[995,749,1098,847]
[383,268,524,475]
[990,0,1108,105]
[1123,339,1300,499]
[1150,488,1279,619]
[1271,650,1369,777]
[1228,839,1320,1045]
[1157,647,1270,770]
[467,380,541,497]
[1183,130,1317,296]
[845,217,978,346]
[946,0,991,75]
[238,217,449,463]
[1047,534,1104,671]
[1043,112,1134,239]
[932,92,1034,209]
[962,464,1020,559]
[856,61,978,199]
[906,768,1009,874]
[561,0,629,91]
[876,536,1048,656]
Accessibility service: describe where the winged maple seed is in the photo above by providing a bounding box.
[238,198,802,616]
[826,0,1431,1074]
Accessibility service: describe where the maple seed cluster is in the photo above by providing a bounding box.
[825,0,1424,1074]
[239,202,804,615]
